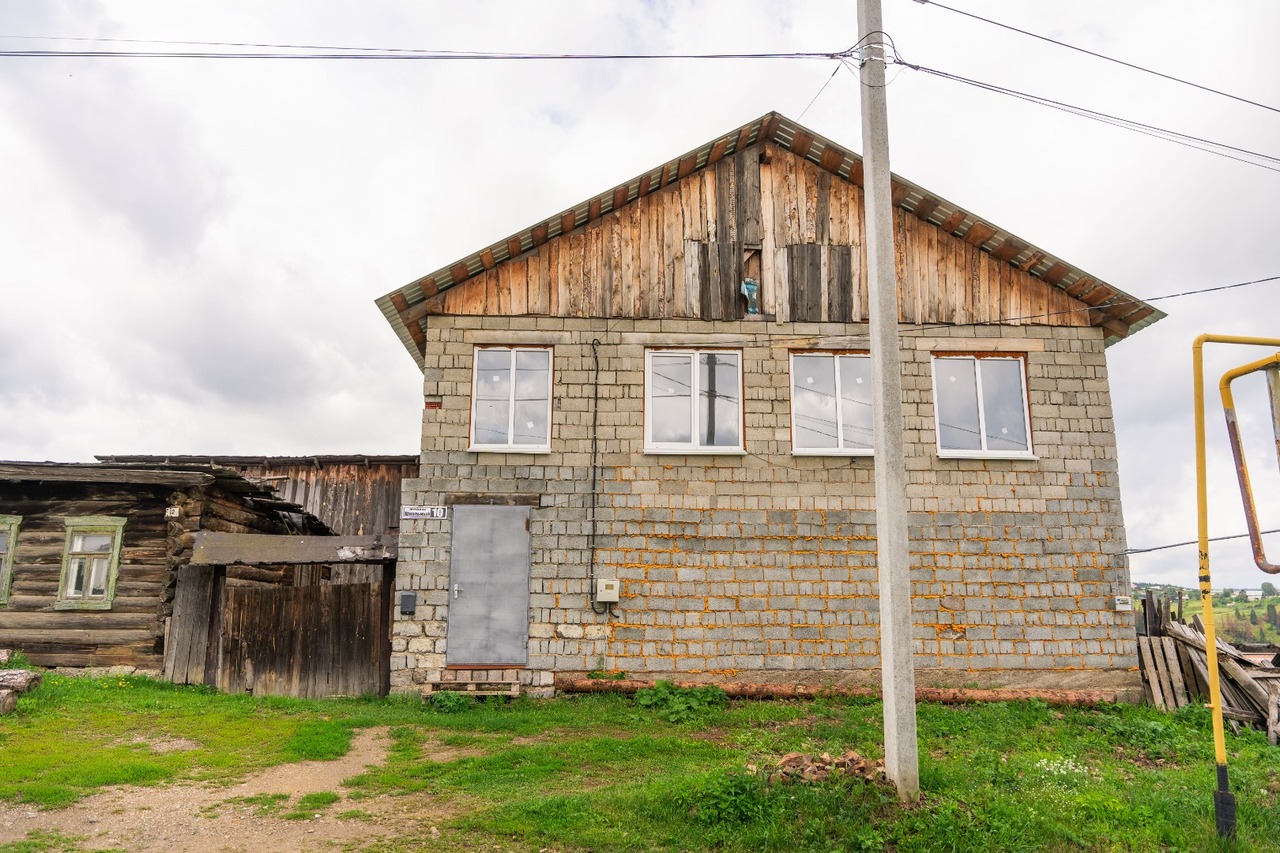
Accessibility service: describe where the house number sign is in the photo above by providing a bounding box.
[401,505,449,520]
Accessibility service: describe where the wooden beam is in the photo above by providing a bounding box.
[963,222,997,247]
[677,154,697,179]
[990,237,1026,262]
[449,263,470,284]
[890,180,910,207]
[789,130,813,158]
[419,276,440,299]
[658,163,671,188]
[531,223,549,246]
[1018,251,1045,273]
[560,211,576,235]
[1120,305,1156,325]
[191,532,398,566]
[819,146,845,175]
[506,237,523,259]
[913,195,940,222]
[760,113,781,141]
[588,198,602,221]
[388,291,412,315]
[1080,285,1116,307]
[1039,261,1070,283]
[612,185,628,210]
[0,463,212,486]
[637,174,652,197]
[479,249,496,271]
[1063,276,1097,299]
[402,299,434,326]
[847,159,864,186]
[706,138,729,166]
[735,124,753,153]
[938,210,965,234]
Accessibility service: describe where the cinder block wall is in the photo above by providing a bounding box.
[393,316,1138,694]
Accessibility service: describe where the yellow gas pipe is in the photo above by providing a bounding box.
[1192,334,1280,838]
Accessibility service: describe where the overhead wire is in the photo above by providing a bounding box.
[910,0,1280,116]
[898,62,1280,174]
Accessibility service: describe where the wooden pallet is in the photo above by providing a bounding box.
[422,680,521,699]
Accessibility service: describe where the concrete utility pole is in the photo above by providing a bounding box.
[857,0,920,801]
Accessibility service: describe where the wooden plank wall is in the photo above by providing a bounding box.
[0,482,171,668]
[214,460,417,536]
[426,141,1089,331]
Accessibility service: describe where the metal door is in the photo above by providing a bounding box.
[445,504,530,665]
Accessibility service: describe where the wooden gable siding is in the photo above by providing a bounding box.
[428,142,1089,330]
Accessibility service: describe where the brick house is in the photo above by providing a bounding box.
[376,112,1162,697]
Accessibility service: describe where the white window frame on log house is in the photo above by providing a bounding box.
[55,516,126,611]
[644,348,745,454]
[467,346,554,453]
[0,515,19,605]
[789,352,875,456]
[931,354,1036,459]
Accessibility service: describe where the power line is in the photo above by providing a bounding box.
[0,43,855,62]
[911,0,1280,116]
[1126,527,1280,556]
[898,61,1280,174]
[901,274,1280,338]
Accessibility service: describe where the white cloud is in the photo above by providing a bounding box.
[1,0,1279,589]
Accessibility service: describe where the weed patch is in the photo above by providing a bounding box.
[635,681,726,723]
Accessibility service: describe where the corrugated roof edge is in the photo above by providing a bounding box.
[376,110,1164,366]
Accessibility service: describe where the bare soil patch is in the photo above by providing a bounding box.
[0,727,466,853]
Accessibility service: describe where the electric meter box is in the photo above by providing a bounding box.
[1111,595,1133,612]
[595,578,621,603]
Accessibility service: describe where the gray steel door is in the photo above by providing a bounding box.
[446,504,531,665]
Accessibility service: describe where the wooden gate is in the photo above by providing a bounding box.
[164,563,392,698]
[219,581,387,698]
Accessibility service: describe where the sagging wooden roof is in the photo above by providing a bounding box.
[0,461,331,535]
[97,454,417,537]
[376,111,1163,366]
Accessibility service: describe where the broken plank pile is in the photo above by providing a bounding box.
[1136,614,1280,743]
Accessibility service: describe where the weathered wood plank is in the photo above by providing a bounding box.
[190,533,397,566]
[1160,636,1188,708]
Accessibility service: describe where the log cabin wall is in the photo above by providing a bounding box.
[424,142,1092,332]
[0,470,334,671]
[0,481,172,669]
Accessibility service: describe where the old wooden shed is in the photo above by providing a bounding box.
[0,461,329,671]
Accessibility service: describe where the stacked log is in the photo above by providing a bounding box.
[0,665,43,715]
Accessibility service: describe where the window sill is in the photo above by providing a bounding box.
[643,446,747,456]
[792,448,874,457]
[467,446,552,455]
[936,449,1039,461]
[54,599,113,611]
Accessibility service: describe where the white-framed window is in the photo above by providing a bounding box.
[0,515,20,605]
[468,346,553,452]
[790,352,874,455]
[56,516,126,611]
[645,349,744,453]
[931,355,1034,458]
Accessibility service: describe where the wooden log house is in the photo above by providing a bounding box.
[0,461,330,671]
[376,112,1165,698]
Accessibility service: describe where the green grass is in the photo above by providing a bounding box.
[4,673,1280,851]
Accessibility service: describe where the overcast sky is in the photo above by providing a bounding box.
[2,1,1278,589]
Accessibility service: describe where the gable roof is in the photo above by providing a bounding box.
[376,111,1163,366]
